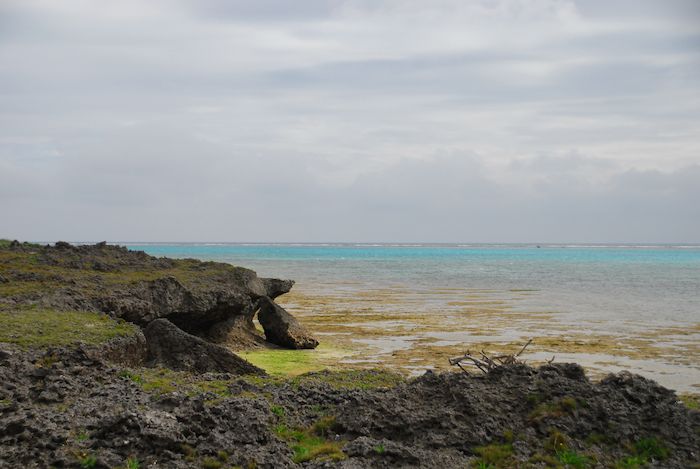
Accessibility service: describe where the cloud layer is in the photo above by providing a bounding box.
[1,0,699,242]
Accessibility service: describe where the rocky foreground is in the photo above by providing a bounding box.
[0,242,698,468]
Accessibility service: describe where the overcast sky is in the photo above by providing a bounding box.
[1,0,699,243]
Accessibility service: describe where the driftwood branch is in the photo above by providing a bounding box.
[449,339,534,375]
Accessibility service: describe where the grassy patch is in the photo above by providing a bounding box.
[633,437,669,461]
[529,396,578,421]
[679,394,699,410]
[120,367,236,399]
[473,443,513,468]
[238,348,325,376]
[291,369,404,390]
[0,307,137,348]
[75,451,97,468]
[201,457,222,469]
[270,405,285,417]
[0,239,43,249]
[545,429,571,454]
[615,456,646,469]
[556,448,591,468]
[275,416,345,464]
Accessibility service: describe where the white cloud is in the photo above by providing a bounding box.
[0,0,699,241]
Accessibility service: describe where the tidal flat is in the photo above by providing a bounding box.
[259,284,700,393]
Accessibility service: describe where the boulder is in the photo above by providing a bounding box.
[261,278,295,299]
[144,319,263,375]
[257,297,319,349]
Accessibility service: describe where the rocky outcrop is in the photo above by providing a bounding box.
[144,319,263,375]
[1,241,319,375]
[258,297,319,349]
[0,348,697,468]
[84,330,149,367]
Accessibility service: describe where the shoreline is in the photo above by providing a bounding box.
[1,241,698,468]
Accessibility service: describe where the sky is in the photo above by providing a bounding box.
[1,0,699,243]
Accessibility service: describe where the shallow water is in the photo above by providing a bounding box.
[126,243,700,392]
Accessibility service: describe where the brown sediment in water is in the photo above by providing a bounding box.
[275,287,700,393]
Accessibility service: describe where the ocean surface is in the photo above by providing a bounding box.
[124,243,700,390]
[125,243,699,327]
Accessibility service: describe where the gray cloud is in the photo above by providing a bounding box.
[0,0,699,242]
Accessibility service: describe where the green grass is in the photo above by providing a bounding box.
[545,429,571,454]
[275,416,345,463]
[615,456,646,469]
[557,449,591,468]
[238,348,325,376]
[613,437,669,468]
[119,367,239,404]
[473,443,513,468]
[201,457,222,469]
[0,307,137,348]
[528,396,578,421]
[239,366,405,392]
[125,458,140,469]
[291,369,405,390]
[119,370,144,384]
[77,453,97,468]
[633,437,669,460]
[270,405,285,417]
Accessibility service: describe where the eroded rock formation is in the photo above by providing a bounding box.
[258,296,319,349]
[144,319,263,375]
[0,241,318,374]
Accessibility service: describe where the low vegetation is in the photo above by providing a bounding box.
[238,348,323,376]
[473,442,513,468]
[528,395,579,421]
[275,416,345,463]
[0,306,136,348]
[679,393,699,410]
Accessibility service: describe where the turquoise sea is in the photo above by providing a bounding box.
[126,243,699,326]
[125,243,700,390]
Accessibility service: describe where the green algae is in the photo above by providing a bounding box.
[238,348,322,376]
[238,342,351,376]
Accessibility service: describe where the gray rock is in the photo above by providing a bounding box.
[261,278,295,299]
[257,297,319,349]
[84,330,149,367]
[144,319,263,375]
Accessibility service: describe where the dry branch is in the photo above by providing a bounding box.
[449,339,534,374]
